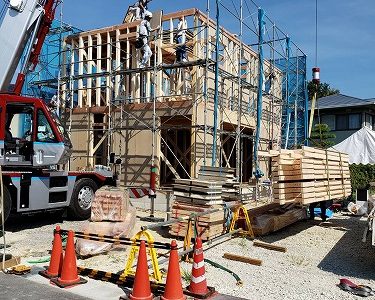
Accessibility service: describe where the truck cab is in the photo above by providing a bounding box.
[0,94,72,168]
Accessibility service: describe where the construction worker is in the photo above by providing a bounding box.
[129,0,152,21]
[138,11,159,68]
[129,1,142,20]
[175,16,188,63]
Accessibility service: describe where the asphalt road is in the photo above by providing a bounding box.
[0,273,91,300]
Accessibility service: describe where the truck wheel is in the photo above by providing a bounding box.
[69,178,98,220]
[0,186,11,223]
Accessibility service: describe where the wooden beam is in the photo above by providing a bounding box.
[118,32,137,41]
[162,8,197,21]
[253,241,287,253]
[223,253,262,266]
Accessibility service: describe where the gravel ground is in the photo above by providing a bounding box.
[2,209,375,300]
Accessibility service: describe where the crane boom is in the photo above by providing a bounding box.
[0,0,57,94]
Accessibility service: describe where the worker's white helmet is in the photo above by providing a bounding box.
[144,11,152,18]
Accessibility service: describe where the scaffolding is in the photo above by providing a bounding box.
[27,1,307,189]
[22,19,82,103]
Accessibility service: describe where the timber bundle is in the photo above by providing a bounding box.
[272,146,351,205]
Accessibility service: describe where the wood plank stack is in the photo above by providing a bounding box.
[169,202,225,241]
[198,166,239,201]
[173,178,223,205]
[272,146,351,205]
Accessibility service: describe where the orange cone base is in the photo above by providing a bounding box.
[161,295,186,300]
[129,293,154,300]
[189,282,209,296]
[120,294,155,300]
[39,269,58,279]
[50,276,87,288]
[185,286,217,299]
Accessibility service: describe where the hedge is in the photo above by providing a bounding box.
[349,164,375,191]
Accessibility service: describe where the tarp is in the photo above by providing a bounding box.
[330,127,375,164]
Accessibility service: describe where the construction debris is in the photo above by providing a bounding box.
[253,241,287,253]
[91,186,130,222]
[223,253,262,266]
[76,186,136,256]
[0,255,21,271]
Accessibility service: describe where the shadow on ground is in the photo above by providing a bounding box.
[5,210,65,232]
[257,214,375,281]
[317,216,375,280]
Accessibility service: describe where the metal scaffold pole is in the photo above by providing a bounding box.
[284,36,291,149]
[253,7,264,180]
[203,0,210,167]
[236,0,243,183]
[212,0,220,167]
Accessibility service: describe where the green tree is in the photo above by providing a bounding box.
[308,81,339,100]
[310,123,336,149]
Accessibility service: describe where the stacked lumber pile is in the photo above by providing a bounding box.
[272,146,351,205]
[170,177,225,240]
[169,202,225,240]
[198,166,239,201]
[173,178,223,205]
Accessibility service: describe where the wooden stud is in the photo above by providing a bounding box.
[78,36,84,107]
[96,33,102,106]
[223,253,262,266]
[253,241,287,253]
[87,35,93,107]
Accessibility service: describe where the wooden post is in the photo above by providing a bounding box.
[96,33,102,106]
[253,241,287,252]
[223,253,262,266]
[78,36,84,107]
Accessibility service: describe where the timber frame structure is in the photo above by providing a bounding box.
[58,3,307,188]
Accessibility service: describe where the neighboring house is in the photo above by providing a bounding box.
[309,94,375,144]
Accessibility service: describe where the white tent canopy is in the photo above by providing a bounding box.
[330,127,375,164]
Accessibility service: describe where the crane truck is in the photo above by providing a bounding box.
[0,0,116,221]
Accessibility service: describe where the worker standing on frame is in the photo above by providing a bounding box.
[175,16,188,63]
[129,0,152,21]
[129,1,142,20]
[138,11,159,68]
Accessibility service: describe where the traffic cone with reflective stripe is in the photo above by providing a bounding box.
[161,240,186,300]
[188,238,209,295]
[39,225,63,279]
[129,240,153,300]
[51,230,87,288]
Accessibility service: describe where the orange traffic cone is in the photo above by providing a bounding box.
[51,230,87,288]
[39,225,63,279]
[161,240,186,300]
[129,240,153,300]
[188,238,209,295]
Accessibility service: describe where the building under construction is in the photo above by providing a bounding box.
[33,2,308,188]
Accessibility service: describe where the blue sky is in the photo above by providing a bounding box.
[61,0,375,99]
